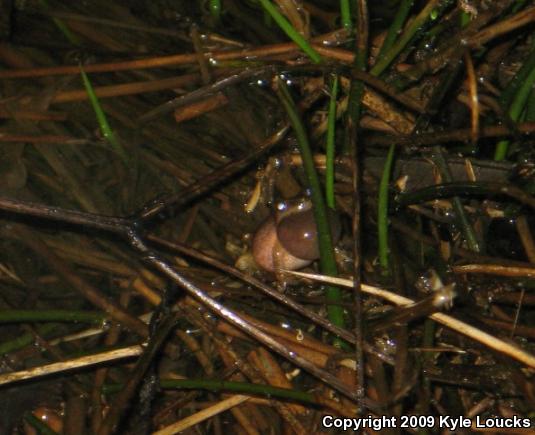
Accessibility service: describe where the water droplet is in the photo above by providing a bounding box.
[276,201,288,212]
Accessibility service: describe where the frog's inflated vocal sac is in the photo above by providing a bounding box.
[252,200,341,272]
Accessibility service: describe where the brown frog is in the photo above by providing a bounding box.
[251,199,341,273]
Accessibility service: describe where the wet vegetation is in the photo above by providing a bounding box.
[0,0,535,433]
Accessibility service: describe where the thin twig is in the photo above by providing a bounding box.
[285,270,535,369]
[137,67,272,123]
[147,236,359,345]
[138,123,289,222]
[153,395,251,435]
[368,122,535,147]
[0,345,144,386]
[0,31,347,79]
[127,231,366,404]
[452,264,535,278]
[468,5,535,48]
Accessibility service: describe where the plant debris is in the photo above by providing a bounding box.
[0,1,535,434]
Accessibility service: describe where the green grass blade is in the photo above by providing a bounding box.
[494,53,535,161]
[39,0,80,45]
[373,0,419,273]
[0,324,56,355]
[341,0,370,155]
[378,144,395,274]
[340,0,352,31]
[343,3,369,154]
[80,67,129,165]
[499,37,535,111]
[105,378,319,405]
[371,0,443,76]
[275,77,344,331]
[210,0,221,21]
[161,379,317,404]
[376,0,414,62]
[325,75,339,209]
[24,413,60,435]
[526,87,535,122]
[433,147,481,252]
[0,309,104,323]
[257,0,322,63]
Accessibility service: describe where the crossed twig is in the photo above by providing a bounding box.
[0,123,372,408]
